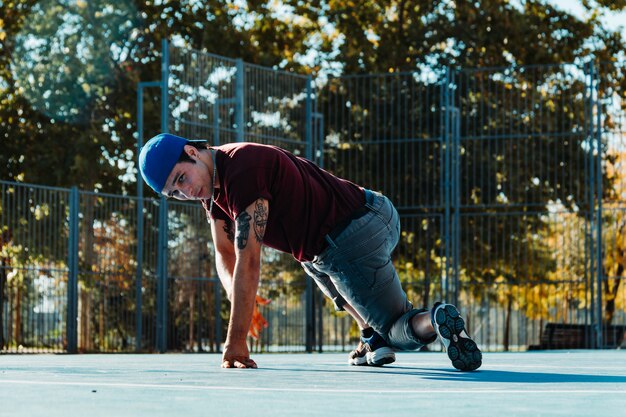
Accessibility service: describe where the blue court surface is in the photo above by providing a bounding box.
[1,351,625,416]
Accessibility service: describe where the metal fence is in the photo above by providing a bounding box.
[453,63,599,350]
[0,183,326,353]
[0,183,70,352]
[2,43,625,353]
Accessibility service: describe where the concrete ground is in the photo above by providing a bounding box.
[1,351,625,416]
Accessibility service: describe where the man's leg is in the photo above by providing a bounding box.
[410,310,437,340]
[312,191,430,350]
[311,190,481,370]
[301,261,395,366]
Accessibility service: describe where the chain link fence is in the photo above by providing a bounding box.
[2,44,625,353]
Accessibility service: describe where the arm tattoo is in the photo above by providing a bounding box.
[235,212,251,250]
[253,199,268,243]
[223,219,235,243]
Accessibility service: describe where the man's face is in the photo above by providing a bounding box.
[161,147,213,201]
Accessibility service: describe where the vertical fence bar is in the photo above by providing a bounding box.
[594,64,603,349]
[443,67,451,301]
[213,103,220,145]
[452,103,461,307]
[236,59,245,142]
[161,39,170,134]
[305,278,313,353]
[587,61,599,349]
[156,196,168,352]
[316,290,323,352]
[214,280,222,352]
[66,186,79,353]
[305,75,313,161]
[137,80,162,351]
[159,39,169,352]
[136,86,145,352]
[584,62,594,348]
[304,74,315,351]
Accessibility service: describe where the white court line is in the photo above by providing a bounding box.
[5,359,625,371]
[0,379,624,394]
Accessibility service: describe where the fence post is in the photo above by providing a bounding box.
[316,289,323,352]
[593,63,604,349]
[305,75,313,160]
[161,39,169,134]
[138,77,165,352]
[451,103,461,307]
[235,59,245,142]
[214,281,222,352]
[314,113,324,168]
[442,66,452,303]
[156,196,168,352]
[136,84,144,352]
[305,278,313,352]
[66,186,79,353]
[585,61,602,349]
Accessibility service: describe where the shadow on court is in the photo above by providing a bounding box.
[256,365,626,384]
[413,368,626,384]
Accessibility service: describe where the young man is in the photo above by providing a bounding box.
[139,133,482,371]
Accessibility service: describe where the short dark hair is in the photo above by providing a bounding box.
[177,141,208,164]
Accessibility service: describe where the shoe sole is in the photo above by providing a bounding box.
[366,347,395,367]
[433,304,482,371]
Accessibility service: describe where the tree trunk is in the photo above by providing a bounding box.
[80,289,94,351]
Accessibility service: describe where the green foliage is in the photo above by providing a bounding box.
[1,0,624,191]
[323,0,618,73]
[1,0,625,350]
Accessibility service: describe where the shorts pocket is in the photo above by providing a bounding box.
[372,257,395,290]
[343,239,395,290]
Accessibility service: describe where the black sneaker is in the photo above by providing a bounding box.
[431,302,482,371]
[348,331,396,367]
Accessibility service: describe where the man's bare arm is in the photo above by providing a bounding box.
[211,214,270,343]
[210,218,236,300]
[222,198,268,368]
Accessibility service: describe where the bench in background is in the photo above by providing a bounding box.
[528,323,626,350]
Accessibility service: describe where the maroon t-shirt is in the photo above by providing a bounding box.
[201,142,364,262]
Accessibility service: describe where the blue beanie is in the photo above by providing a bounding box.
[139,133,191,193]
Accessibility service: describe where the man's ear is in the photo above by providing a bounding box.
[183,144,198,158]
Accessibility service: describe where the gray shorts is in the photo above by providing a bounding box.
[301,190,427,351]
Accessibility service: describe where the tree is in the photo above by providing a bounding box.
[2,0,625,351]
[1,0,142,192]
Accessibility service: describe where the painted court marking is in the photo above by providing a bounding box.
[1,379,624,394]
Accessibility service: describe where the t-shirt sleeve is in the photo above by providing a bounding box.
[226,168,273,219]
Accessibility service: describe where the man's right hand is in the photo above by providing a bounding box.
[221,340,257,369]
